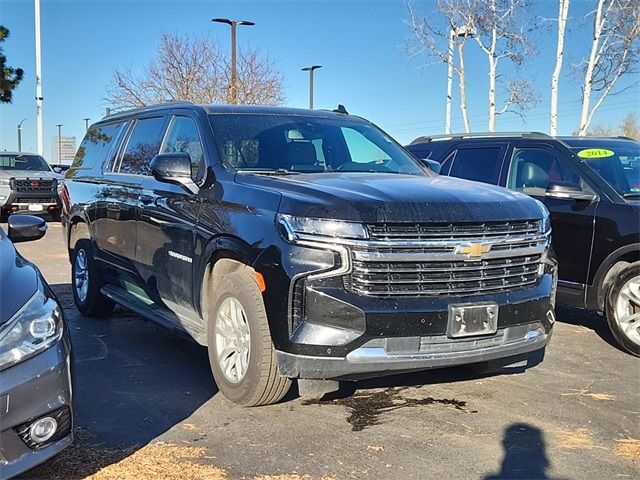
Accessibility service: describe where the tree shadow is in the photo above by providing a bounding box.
[484,423,552,480]
[19,283,218,479]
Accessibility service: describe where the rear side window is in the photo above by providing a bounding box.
[448,147,503,185]
[71,122,125,171]
[118,117,166,175]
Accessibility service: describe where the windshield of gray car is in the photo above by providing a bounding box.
[208,114,426,176]
[0,154,51,172]
[569,143,640,197]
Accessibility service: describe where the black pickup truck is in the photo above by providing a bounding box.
[61,104,557,405]
[406,133,640,356]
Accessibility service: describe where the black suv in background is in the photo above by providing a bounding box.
[406,133,640,356]
[61,103,557,406]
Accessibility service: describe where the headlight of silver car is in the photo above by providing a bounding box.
[0,178,10,187]
[0,290,63,370]
[534,199,551,234]
[278,214,368,242]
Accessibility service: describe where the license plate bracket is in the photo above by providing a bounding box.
[447,302,499,338]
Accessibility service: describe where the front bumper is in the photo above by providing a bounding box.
[0,338,73,480]
[274,270,556,380]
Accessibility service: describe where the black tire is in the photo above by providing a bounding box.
[207,266,291,406]
[71,239,115,317]
[0,210,8,223]
[605,262,640,357]
[50,210,62,222]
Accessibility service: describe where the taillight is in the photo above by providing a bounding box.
[59,183,70,212]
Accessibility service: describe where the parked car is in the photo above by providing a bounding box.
[61,103,557,406]
[406,133,640,356]
[0,152,64,222]
[0,215,72,480]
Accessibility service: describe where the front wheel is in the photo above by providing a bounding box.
[606,262,640,357]
[71,240,115,317]
[207,266,291,406]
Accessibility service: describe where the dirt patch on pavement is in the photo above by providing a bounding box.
[22,429,226,480]
[304,386,476,431]
[557,427,594,450]
[614,438,640,460]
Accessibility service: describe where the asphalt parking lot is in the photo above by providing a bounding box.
[11,222,640,479]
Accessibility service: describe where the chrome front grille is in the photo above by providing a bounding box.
[346,220,547,298]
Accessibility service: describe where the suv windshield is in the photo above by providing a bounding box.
[209,114,425,176]
[0,154,51,172]
[570,142,640,197]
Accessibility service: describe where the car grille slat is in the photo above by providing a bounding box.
[346,220,546,298]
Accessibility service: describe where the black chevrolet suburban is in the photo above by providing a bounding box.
[61,104,557,406]
[406,133,640,356]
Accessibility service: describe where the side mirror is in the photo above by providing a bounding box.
[7,215,47,243]
[420,158,442,175]
[52,166,62,174]
[150,153,199,194]
[545,181,596,201]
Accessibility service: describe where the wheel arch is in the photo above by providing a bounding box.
[67,214,92,260]
[589,243,640,311]
[195,235,260,319]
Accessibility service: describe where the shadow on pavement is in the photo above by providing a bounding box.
[484,423,551,480]
[555,306,626,353]
[23,283,218,478]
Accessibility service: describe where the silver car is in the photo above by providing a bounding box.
[0,152,64,221]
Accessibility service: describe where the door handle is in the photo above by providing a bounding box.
[140,195,154,205]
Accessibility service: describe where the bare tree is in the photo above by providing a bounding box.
[577,0,640,135]
[105,33,285,110]
[550,0,571,135]
[466,0,537,131]
[619,112,640,139]
[406,1,474,132]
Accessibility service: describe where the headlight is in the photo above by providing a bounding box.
[0,178,10,186]
[0,290,63,370]
[278,214,369,242]
[534,199,551,234]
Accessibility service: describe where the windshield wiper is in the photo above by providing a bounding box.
[238,168,299,176]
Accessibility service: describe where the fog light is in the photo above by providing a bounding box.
[29,417,57,443]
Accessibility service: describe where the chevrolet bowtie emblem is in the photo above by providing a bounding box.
[457,243,492,257]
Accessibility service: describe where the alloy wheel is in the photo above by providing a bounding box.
[614,275,640,347]
[215,297,251,383]
[74,249,89,303]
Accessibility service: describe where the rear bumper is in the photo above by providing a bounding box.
[0,338,73,480]
[277,318,552,380]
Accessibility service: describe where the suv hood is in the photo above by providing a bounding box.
[0,231,38,324]
[0,169,61,180]
[235,172,543,223]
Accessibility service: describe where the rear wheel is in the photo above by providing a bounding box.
[207,266,291,406]
[606,262,640,357]
[71,239,115,317]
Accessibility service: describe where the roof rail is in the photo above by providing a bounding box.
[102,101,194,120]
[409,131,551,145]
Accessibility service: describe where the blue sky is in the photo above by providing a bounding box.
[1,0,639,157]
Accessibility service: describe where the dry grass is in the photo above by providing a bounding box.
[614,438,640,460]
[22,429,226,480]
[557,427,594,450]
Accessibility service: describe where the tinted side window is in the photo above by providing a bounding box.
[118,117,166,175]
[449,147,503,184]
[71,122,125,171]
[161,116,205,182]
[507,147,585,196]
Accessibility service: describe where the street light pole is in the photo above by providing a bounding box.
[444,25,474,134]
[301,65,322,110]
[56,124,63,164]
[212,18,255,104]
[83,117,90,132]
[17,118,27,151]
[34,0,44,154]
